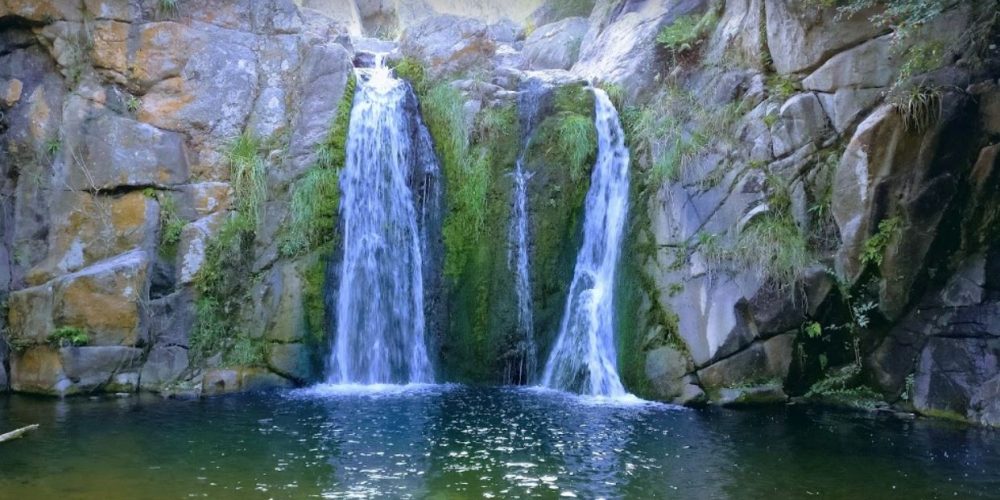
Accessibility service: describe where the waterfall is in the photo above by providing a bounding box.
[541,88,630,398]
[328,57,433,385]
[508,158,537,384]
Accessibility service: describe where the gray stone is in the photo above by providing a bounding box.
[697,333,795,389]
[148,290,195,348]
[764,1,885,75]
[285,43,354,187]
[914,338,1000,420]
[771,93,832,158]
[400,15,496,81]
[715,383,787,406]
[970,375,1000,427]
[815,88,882,134]
[61,97,189,190]
[177,212,228,286]
[140,346,190,390]
[60,346,143,393]
[644,345,692,401]
[520,17,588,70]
[803,35,895,92]
[267,343,315,382]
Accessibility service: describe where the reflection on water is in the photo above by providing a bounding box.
[1,386,999,499]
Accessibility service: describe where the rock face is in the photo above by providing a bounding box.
[1,0,354,396]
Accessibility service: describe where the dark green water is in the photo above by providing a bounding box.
[0,385,997,499]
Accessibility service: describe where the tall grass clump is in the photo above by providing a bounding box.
[227,132,267,226]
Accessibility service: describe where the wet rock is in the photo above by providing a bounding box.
[60,346,143,393]
[521,17,588,70]
[202,367,292,396]
[715,383,787,406]
[644,345,692,401]
[10,346,66,395]
[802,35,896,92]
[140,346,190,390]
[267,343,315,382]
[697,333,795,390]
[913,337,1000,420]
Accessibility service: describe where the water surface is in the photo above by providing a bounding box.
[1,386,997,499]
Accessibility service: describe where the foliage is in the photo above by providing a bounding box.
[889,85,942,132]
[861,216,902,268]
[834,0,950,43]
[156,192,186,257]
[48,326,89,347]
[281,73,356,258]
[656,10,719,58]
[227,132,267,226]
[767,74,798,100]
[157,0,178,17]
[393,58,426,94]
[734,210,812,286]
[44,137,61,157]
[317,73,357,170]
[598,82,626,109]
[281,168,340,257]
[225,336,267,367]
[126,95,141,114]
[806,364,885,410]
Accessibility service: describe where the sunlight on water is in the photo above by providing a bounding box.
[2,387,999,498]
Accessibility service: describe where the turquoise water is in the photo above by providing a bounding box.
[1,385,997,499]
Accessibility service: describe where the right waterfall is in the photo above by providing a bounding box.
[541,87,631,398]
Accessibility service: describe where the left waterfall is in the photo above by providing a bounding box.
[328,56,434,385]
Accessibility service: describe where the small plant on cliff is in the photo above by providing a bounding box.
[656,10,719,62]
[126,95,142,115]
[889,85,942,132]
[157,0,179,17]
[861,215,902,269]
[48,326,89,347]
[227,132,267,227]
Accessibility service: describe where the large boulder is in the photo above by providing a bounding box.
[771,92,832,158]
[139,346,190,390]
[9,345,142,395]
[573,0,703,100]
[520,17,589,70]
[61,96,190,190]
[764,1,884,75]
[696,333,795,389]
[400,15,497,81]
[53,250,150,346]
[913,337,1000,420]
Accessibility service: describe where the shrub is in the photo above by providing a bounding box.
[48,326,89,347]
[861,216,902,268]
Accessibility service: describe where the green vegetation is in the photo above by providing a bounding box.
[806,364,885,410]
[393,58,427,95]
[861,216,902,269]
[542,0,597,21]
[157,0,178,17]
[889,85,942,132]
[656,9,719,62]
[734,209,812,287]
[48,326,89,347]
[156,192,186,257]
[767,74,798,100]
[227,132,267,227]
[281,73,356,258]
[191,132,268,366]
[126,95,141,114]
[44,137,61,157]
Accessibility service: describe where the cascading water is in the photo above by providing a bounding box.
[328,56,433,385]
[541,88,630,398]
[507,158,537,384]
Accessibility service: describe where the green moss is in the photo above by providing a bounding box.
[48,326,89,347]
[316,73,357,170]
[281,72,355,259]
[392,58,426,95]
[301,252,330,347]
